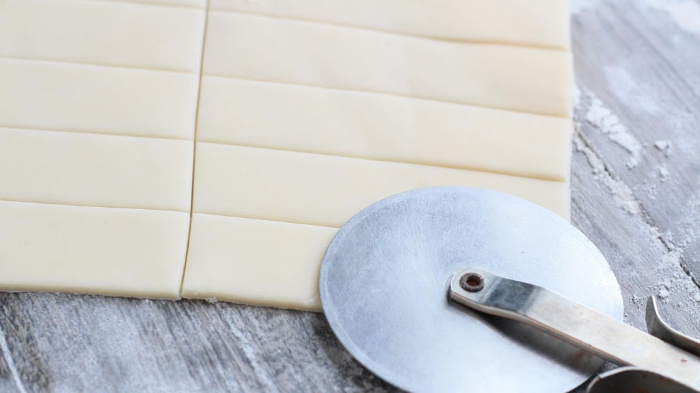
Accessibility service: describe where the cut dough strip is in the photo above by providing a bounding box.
[198,76,572,181]
[204,11,572,117]
[182,213,337,311]
[0,201,190,299]
[192,142,570,228]
[0,127,194,212]
[0,0,205,72]
[210,0,570,50]
[0,58,200,140]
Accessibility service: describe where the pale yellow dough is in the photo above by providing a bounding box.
[210,0,569,49]
[204,11,572,117]
[198,76,572,180]
[192,143,570,227]
[182,214,337,310]
[0,0,205,72]
[0,201,190,299]
[0,0,200,299]
[0,0,572,310]
[0,58,200,139]
[0,128,194,211]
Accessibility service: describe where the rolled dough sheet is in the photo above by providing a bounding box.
[0,201,190,299]
[210,0,569,50]
[0,0,572,308]
[0,127,194,211]
[0,0,205,72]
[0,58,199,139]
[204,11,572,117]
[192,142,570,228]
[182,214,337,311]
[188,0,572,309]
[197,76,572,181]
[0,0,201,299]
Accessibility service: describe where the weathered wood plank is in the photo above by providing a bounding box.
[0,293,394,392]
[0,323,22,393]
[572,0,700,288]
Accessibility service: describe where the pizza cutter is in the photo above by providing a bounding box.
[319,187,700,392]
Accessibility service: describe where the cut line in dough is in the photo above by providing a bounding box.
[0,201,190,299]
[203,11,572,117]
[0,127,194,212]
[192,142,571,228]
[197,76,572,181]
[0,58,200,140]
[0,0,206,73]
[209,0,570,50]
[182,213,337,311]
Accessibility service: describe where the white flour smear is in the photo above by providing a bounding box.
[585,96,643,169]
[0,324,28,393]
[644,0,700,36]
[575,83,700,324]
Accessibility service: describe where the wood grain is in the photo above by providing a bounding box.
[1,0,699,391]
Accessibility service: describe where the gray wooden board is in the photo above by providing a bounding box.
[1,0,699,391]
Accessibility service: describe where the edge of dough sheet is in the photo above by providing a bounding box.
[0,201,191,300]
[182,214,338,311]
[182,184,568,312]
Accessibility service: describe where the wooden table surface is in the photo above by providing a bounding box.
[2,0,699,391]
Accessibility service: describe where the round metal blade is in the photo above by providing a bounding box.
[320,187,623,393]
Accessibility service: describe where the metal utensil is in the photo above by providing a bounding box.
[320,187,699,392]
[320,187,623,392]
[450,266,700,392]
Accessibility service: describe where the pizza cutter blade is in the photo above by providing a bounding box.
[319,187,624,393]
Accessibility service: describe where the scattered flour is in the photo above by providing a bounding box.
[575,82,700,327]
[584,93,643,169]
[573,136,641,215]
[654,140,673,157]
[644,0,700,36]
[604,65,662,116]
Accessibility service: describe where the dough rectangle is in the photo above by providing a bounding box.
[203,11,572,116]
[209,0,569,49]
[0,127,194,212]
[197,76,572,180]
[0,0,206,72]
[192,142,570,228]
[182,213,337,311]
[0,201,190,299]
[0,58,199,139]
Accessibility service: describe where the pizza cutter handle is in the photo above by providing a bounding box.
[647,295,700,358]
[448,266,700,392]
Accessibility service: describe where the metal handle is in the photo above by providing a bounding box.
[647,296,700,358]
[448,266,700,392]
